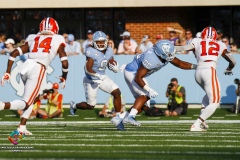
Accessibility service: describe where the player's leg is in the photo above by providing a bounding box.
[70,77,98,115]
[122,70,150,126]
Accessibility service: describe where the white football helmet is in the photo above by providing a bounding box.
[92,31,108,51]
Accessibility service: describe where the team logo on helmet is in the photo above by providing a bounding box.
[154,40,175,62]
[161,43,171,54]
[92,31,108,51]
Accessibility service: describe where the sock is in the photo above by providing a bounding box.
[193,118,203,127]
[129,108,138,117]
[200,103,219,120]
[21,104,33,119]
[119,111,129,119]
[18,125,26,131]
[0,101,5,110]
[10,100,26,110]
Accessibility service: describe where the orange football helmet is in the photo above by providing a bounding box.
[39,17,59,35]
[201,27,217,40]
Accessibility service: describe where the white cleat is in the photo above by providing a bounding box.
[201,121,209,130]
[190,124,206,132]
[18,128,33,135]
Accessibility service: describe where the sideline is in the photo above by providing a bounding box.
[1,120,240,125]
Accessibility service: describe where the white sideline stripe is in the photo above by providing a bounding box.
[1,120,240,125]
[0,143,239,148]
[1,149,240,155]
[1,138,239,143]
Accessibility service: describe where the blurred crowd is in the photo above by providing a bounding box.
[1,27,239,57]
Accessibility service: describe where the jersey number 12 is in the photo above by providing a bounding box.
[200,41,219,56]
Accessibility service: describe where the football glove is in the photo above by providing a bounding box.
[55,76,66,89]
[224,69,233,75]
[1,73,11,86]
[95,73,107,81]
[109,62,119,73]
[148,88,158,98]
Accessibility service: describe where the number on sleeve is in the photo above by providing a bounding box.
[32,37,52,53]
[200,41,219,56]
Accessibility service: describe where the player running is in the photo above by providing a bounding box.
[111,40,197,128]
[175,27,236,131]
[69,31,124,130]
[0,17,69,137]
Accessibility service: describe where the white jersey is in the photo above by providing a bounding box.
[191,38,227,68]
[26,34,65,68]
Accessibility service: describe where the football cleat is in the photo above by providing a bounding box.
[190,124,206,132]
[123,115,141,126]
[111,115,122,126]
[200,121,209,130]
[17,128,33,135]
[70,101,77,115]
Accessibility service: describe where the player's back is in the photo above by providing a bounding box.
[191,38,227,68]
[26,34,65,68]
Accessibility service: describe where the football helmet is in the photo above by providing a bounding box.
[201,27,217,40]
[92,31,108,51]
[154,40,175,61]
[39,17,59,35]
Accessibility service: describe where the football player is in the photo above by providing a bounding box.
[111,40,197,128]
[0,17,69,136]
[175,27,236,131]
[69,31,124,130]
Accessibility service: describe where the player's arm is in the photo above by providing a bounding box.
[174,44,194,54]
[222,50,236,71]
[135,65,149,88]
[57,44,69,88]
[170,57,197,70]
[1,43,29,86]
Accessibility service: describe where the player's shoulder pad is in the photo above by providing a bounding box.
[85,47,97,58]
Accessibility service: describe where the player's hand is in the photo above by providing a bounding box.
[109,62,119,73]
[148,88,158,98]
[95,73,107,81]
[224,69,233,75]
[1,73,11,87]
[56,76,66,89]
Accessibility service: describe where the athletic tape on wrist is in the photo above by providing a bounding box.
[60,56,68,61]
[8,56,16,61]
[143,85,150,92]
[62,68,68,72]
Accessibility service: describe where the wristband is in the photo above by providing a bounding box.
[62,68,68,72]
[60,56,68,61]
[191,64,197,69]
[8,56,16,61]
[143,85,150,92]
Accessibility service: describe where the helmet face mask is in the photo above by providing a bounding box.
[39,17,59,35]
[154,40,175,62]
[201,27,217,41]
[92,31,108,51]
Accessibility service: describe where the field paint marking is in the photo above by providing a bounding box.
[84,118,96,119]
[212,117,225,119]
[179,117,192,119]
[0,143,239,148]
[225,114,238,116]
[1,120,240,125]
[1,149,240,155]
[67,115,79,117]
[4,115,17,117]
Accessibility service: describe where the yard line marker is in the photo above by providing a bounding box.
[179,117,192,119]
[84,118,96,119]
[4,115,16,117]
[193,114,199,116]
[225,114,237,116]
[147,117,160,119]
[212,117,225,119]
[67,115,79,117]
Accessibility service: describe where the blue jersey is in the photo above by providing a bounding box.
[125,48,168,77]
[85,46,114,80]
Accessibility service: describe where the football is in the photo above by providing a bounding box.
[108,59,117,69]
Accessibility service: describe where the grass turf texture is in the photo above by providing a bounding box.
[0,108,240,159]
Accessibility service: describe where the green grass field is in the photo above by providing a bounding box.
[0,108,240,159]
